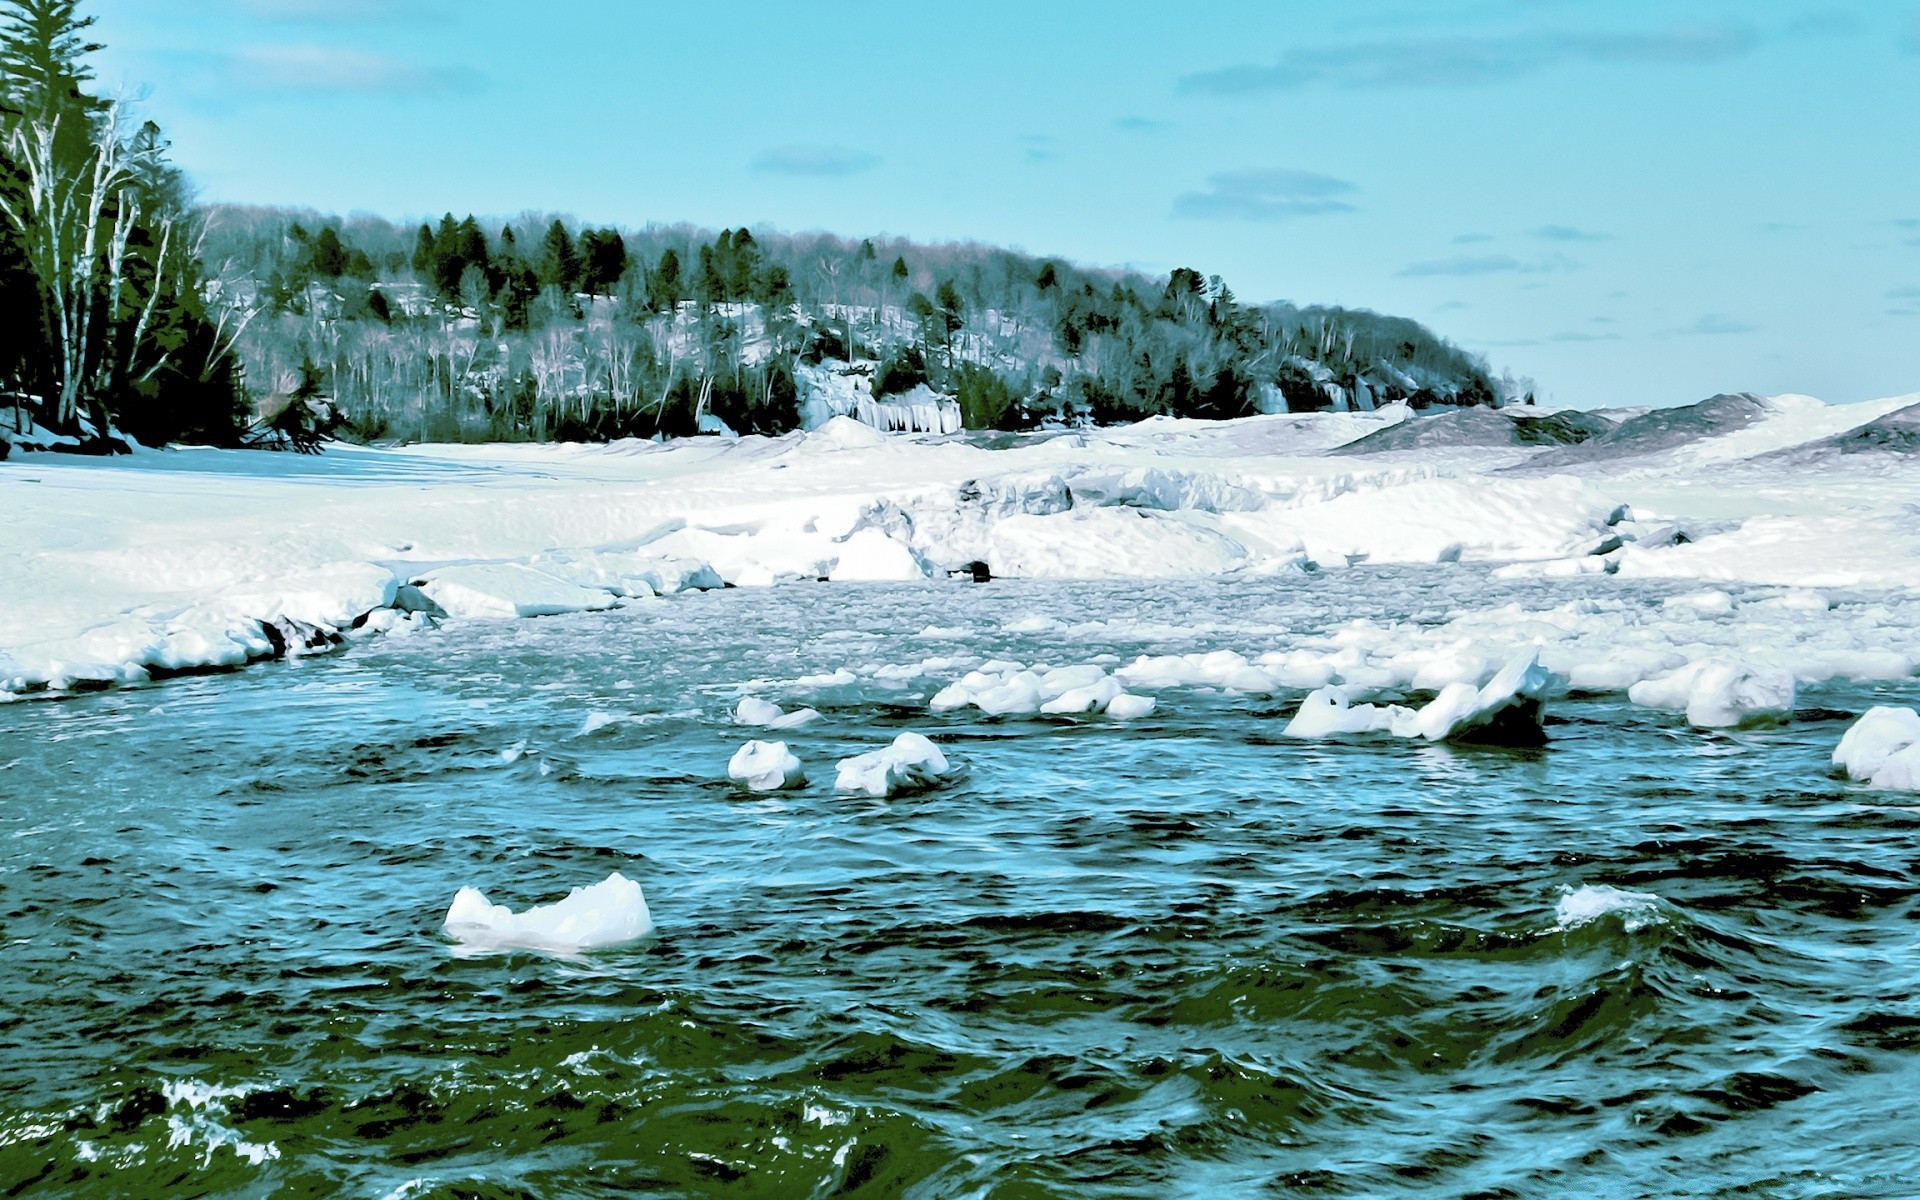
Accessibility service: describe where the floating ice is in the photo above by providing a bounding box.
[734,696,822,729]
[1283,686,1404,738]
[443,871,653,953]
[1104,693,1157,720]
[1682,662,1795,728]
[728,740,806,791]
[1284,649,1554,744]
[1408,649,1555,743]
[834,732,953,797]
[1040,676,1125,715]
[1629,659,1795,728]
[1833,707,1920,792]
[1554,884,1663,933]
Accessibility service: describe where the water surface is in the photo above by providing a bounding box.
[3,572,1917,1198]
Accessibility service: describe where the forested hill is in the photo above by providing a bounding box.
[200,205,1520,445]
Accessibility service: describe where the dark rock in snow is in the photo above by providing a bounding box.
[1757,400,1920,463]
[1524,392,1771,469]
[1331,406,1614,454]
[260,618,344,659]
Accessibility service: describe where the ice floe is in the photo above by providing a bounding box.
[1833,707,1920,792]
[1628,659,1796,728]
[443,871,654,953]
[728,740,807,791]
[1285,649,1555,744]
[834,732,954,797]
[734,697,822,729]
[930,662,1153,718]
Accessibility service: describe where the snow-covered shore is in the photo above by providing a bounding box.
[3,393,1918,705]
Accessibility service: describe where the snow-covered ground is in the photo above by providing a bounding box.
[3,393,1918,715]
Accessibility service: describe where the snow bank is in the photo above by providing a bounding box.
[415,563,622,619]
[835,732,954,797]
[734,697,822,729]
[728,740,806,791]
[9,391,1920,701]
[1833,707,1920,791]
[443,871,653,953]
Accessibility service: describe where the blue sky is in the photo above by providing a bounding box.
[92,0,1920,408]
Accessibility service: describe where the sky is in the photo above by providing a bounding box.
[88,0,1920,409]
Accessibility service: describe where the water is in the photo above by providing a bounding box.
[3,572,1918,1198]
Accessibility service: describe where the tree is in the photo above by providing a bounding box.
[309,226,347,278]
[649,246,682,312]
[934,278,964,363]
[410,223,435,279]
[537,219,578,295]
[578,227,627,295]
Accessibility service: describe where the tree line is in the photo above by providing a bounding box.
[207,205,1511,445]
[0,0,1511,453]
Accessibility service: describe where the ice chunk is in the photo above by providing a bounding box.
[973,671,1045,717]
[834,732,953,797]
[1833,706,1920,791]
[1663,589,1735,615]
[728,740,806,791]
[1627,661,1709,711]
[1629,659,1795,727]
[1040,676,1125,715]
[416,563,619,619]
[1104,692,1157,720]
[1554,884,1663,933]
[1683,661,1795,728]
[1283,686,1404,738]
[734,697,822,729]
[443,871,653,953]
[1037,664,1110,700]
[1405,649,1555,744]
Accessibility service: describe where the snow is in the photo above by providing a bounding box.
[1833,707,1920,792]
[834,732,953,798]
[6,392,1920,700]
[415,563,621,619]
[728,740,806,791]
[442,871,653,953]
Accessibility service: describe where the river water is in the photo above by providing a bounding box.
[3,572,1918,1198]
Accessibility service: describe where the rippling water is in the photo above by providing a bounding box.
[3,572,1918,1198]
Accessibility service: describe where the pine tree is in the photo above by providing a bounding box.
[410,223,434,279]
[537,219,578,295]
[650,246,682,312]
[578,228,627,295]
[0,0,101,125]
[309,226,347,278]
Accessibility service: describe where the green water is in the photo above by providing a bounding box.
[2,574,1917,1198]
